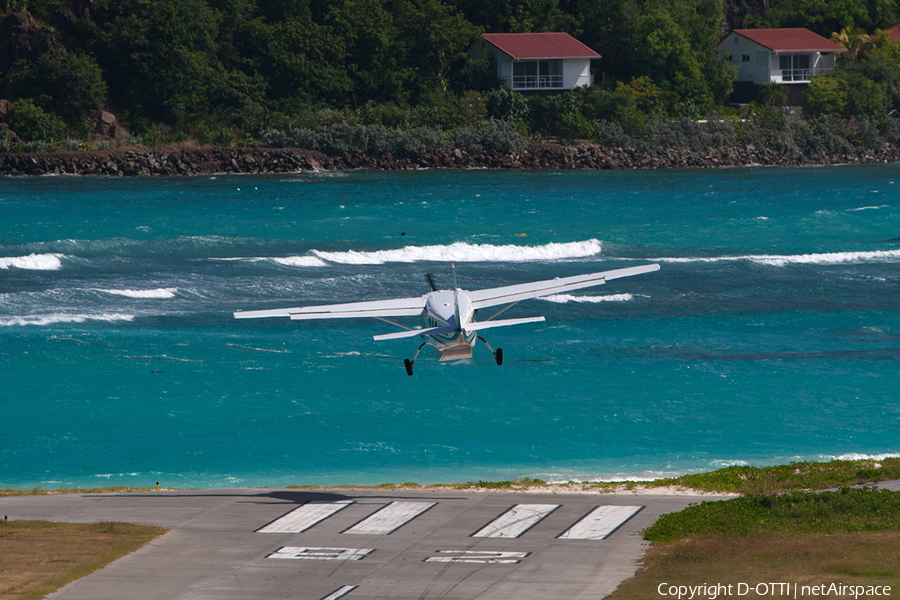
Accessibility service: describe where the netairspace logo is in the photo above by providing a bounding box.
[657,583,893,599]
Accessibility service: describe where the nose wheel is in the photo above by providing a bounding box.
[478,336,503,366]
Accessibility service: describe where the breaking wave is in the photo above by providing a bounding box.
[95,288,178,299]
[271,256,330,267]
[0,313,135,327]
[311,239,603,264]
[0,253,65,270]
[540,293,633,303]
[658,248,900,267]
[828,452,900,461]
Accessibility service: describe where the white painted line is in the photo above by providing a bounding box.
[472,503,559,538]
[343,501,436,535]
[557,505,644,540]
[320,585,357,600]
[257,501,354,533]
[267,547,374,561]
[425,550,530,564]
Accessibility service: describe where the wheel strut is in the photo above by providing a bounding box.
[404,342,428,376]
[478,336,503,366]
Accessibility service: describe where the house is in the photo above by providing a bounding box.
[717,28,846,85]
[469,32,600,92]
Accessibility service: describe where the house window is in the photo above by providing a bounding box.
[512,60,563,89]
[779,54,811,81]
[742,54,750,62]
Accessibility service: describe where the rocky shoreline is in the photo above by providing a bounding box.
[2,142,899,177]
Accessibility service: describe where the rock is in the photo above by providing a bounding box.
[0,99,13,120]
[0,9,64,75]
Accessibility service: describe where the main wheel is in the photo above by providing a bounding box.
[404,358,414,376]
[495,348,503,366]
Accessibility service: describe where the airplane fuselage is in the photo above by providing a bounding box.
[423,290,477,360]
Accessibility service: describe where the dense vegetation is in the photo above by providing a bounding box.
[644,487,900,542]
[3,0,900,152]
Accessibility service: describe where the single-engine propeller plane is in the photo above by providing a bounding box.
[234,263,660,375]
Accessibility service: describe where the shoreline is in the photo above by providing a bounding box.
[3,142,900,176]
[0,482,738,497]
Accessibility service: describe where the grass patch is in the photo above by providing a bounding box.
[0,520,167,600]
[650,458,900,495]
[608,488,900,600]
[0,486,160,497]
[644,487,900,543]
[453,477,548,490]
[608,531,900,600]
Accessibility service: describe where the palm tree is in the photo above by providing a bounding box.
[830,27,875,62]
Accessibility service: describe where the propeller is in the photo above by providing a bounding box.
[425,273,437,292]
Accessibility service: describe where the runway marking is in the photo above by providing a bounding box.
[425,550,530,564]
[472,503,559,538]
[320,585,358,600]
[558,505,644,540]
[342,501,436,535]
[257,500,354,533]
[267,547,374,561]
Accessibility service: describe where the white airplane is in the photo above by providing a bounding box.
[234,263,659,375]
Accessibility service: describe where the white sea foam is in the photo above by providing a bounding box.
[0,313,135,326]
[311,239,603,264]
[271,256,330,267]
[847,205,888,211]
[828,452,900,461]
[658,248,900,267]
[540,293,633,303]
[0,253,64,270]
[96,288,178,299]
[215,256,329,267]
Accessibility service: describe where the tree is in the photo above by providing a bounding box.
[831,27,875,62]
[10,50,107,131]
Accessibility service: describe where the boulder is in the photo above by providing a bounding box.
[0,9,64,75]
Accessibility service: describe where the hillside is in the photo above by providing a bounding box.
[1,0,900,151]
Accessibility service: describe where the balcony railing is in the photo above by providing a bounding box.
[510,75,564,89]
[772,67,832,83]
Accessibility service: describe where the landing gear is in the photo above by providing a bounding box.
[478,337,503,366]
[404,342,428,376]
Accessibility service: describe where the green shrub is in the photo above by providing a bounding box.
[9,99,67,143]
[10,51,107,132]
[644,487,900,543]
[484,88,530,123]
[455,118,527,153]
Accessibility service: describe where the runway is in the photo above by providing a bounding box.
[1,488,725,600]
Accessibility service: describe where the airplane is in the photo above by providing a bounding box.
[234,263,660,375]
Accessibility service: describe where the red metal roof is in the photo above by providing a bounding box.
[885,24,900,40]
[732,28,846,52]
[481,33,600,59]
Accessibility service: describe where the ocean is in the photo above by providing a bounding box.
[1,165,899,489]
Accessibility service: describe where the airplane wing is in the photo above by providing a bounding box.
[463,316,546,333]
[234,296,428,320]
[467,263,660,309]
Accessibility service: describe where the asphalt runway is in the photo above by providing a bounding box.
[2,488,726,600]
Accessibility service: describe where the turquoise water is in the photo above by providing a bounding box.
[2,166,900,489]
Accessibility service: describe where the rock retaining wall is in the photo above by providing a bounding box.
[2,143,899,177]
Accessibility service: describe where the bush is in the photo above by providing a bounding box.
[484,88,530,123]
[455,118,527,154]
[9,99,67,143]
[10,51,107,132]
[257,123,450,156]
[644,487,900,543]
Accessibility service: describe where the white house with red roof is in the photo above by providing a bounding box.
[717,28,846,84]
[470,32,600,91]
